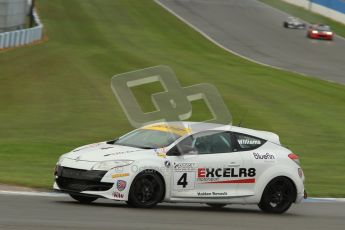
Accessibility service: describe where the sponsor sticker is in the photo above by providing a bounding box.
[197,191,228,197]
[238,139,261,145]
[156,153,167,158]
[112,173,130,179]
[252,153,275,160]
[116,180,127,191]
[174,163,196,172]
[103,149,142,157]
[113,192,124,199]
[154,147,168,158]
[197,167,256,183]
[164,160,171,168]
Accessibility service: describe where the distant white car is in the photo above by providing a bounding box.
[283,17,306,29]
[54,122,306,214]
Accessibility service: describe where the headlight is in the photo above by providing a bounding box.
[325,31,333,35]
[91,160,134,171]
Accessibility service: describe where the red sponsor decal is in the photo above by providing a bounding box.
[198,168,205,178]
[117,180,127,191]
[201,178,255,184]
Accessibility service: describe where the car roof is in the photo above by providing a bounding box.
[142,122,280,144]
[312,24,330,29]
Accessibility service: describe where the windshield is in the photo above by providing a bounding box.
[114,129,181,149]
[316,25,330,31]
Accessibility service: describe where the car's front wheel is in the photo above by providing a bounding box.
[69,194,98,204]
[127,171,164,208]
[258,177,296,214]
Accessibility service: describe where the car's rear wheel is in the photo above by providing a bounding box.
[206,203,227,209]
[127,171,164,208]
[258,177,296,214]
[69,194,98,204]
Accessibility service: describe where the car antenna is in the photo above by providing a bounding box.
[237,110,248,127]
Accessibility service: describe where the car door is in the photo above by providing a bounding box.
[231,132,271,196]
[168,131,244,199]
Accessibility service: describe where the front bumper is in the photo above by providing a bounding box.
[55,166,113,192]
[54,165,130,200]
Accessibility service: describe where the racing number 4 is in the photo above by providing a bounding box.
[177,173,188,188]
[173,171,195,190]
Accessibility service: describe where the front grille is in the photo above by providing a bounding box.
[56,166,113,192]
[57,166,106,181]
[56,177,113,192]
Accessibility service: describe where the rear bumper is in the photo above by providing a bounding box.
[295,190,307,203]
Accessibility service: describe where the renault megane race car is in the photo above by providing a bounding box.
[307,24,334,40]
[283,17,306,29]
[54,122,306,214]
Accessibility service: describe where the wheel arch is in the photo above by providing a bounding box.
[247,165,303,204]
[130,168,167,202]
[260,176,297,203]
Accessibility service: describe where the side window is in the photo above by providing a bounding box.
[233,133,266,151]
[195,132,232,154]
[168,131,232,155]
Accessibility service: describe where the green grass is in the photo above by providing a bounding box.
[0,0,344,196]
[260,0,345,37]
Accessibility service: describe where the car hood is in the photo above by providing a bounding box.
[62,142,156,162]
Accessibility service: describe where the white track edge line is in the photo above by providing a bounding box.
[0,190,67,197]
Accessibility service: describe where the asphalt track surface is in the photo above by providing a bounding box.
[157,0,345,84]
[0,194,344,230]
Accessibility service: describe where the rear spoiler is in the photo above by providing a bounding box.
[256,131,281,145]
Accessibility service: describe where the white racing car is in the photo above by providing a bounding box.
[54,122,306,214]
[283,17,306,29]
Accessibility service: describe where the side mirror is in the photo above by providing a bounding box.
[106,138,118,144]
[178,145,198,155]
[167,145,198,156]
[167,147,182,156]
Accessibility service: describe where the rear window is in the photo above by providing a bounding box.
[233,133,266,151]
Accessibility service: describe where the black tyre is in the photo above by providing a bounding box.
[69,194,98,204]
[206,203,227,208]
[258,177,296,214]
[283,22,288,28]
[127,171,164,208]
